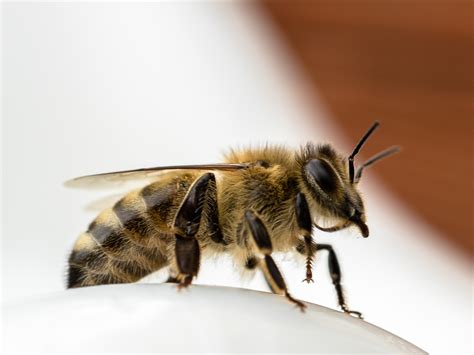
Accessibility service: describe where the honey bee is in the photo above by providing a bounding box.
[65,121,399,316]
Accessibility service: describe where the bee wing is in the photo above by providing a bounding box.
[84,193,125,212]
[64,163,250,190]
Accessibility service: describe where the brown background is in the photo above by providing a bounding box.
[262,0,473,257]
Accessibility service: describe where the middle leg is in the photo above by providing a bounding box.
[244,210,306,311]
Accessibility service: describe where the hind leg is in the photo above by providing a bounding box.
[172,173,216,288]
[165,264,180,283]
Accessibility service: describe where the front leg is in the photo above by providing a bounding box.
[296,193,362,318]
[317,244,363,319]
[173,173,214,288]
[296,193,315,283]
[245,211,306,312]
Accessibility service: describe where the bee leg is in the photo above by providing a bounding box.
[317,244,363,319]
[164,265,180,283]
[173,173,214,289]
[166,276,179,283]
[295,193,315,283]
[244,211,306,312]
[204,172,226,245]
[301,237,316,283]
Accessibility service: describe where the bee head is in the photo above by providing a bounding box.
[298,121,399,238]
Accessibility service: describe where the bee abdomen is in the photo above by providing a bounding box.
[67,210,170,288]
[86,220,130,260]
[67,232,122,288]
[140,179,188,231]
[67,264,125,288]
[105,189,165,247]
[67,176,192,289]
[67,232,168,288]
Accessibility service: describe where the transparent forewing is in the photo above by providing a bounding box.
[83,193,126,212]
[64,163,250,190]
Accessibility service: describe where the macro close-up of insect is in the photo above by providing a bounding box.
[4,2,471,352]
[65,121,399,316]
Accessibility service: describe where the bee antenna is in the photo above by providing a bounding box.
[348,121,380,183]
[355,146,401,182]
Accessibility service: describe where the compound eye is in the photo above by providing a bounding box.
[305,159,337,193]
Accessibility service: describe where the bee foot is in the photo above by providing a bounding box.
[176,275,193,291]
[344,309,364,319]
[176,283,189,292]
[285,292,307,313]
[302,277,314,283]
[295,301,307,313]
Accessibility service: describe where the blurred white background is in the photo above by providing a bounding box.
[2,2,472,353]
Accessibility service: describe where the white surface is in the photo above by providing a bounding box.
[4,284,426,353]
[1,2,472,354]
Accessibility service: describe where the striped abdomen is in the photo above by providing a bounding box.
[67,174,194,288]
